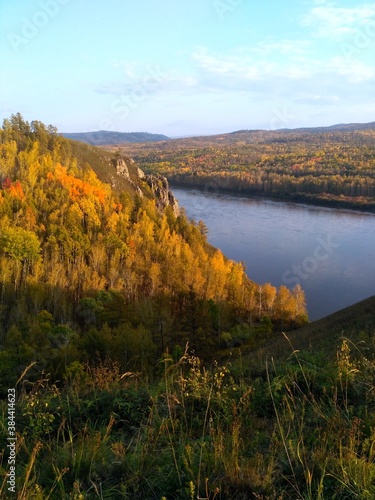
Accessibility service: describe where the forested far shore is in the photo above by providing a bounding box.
[168,179,375,212]
[114,126,375,211]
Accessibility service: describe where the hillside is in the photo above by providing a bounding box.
[281,293,375,353]
[1,115,374,499]
[0,114,308,385]
[232,121,375,136]
[115,121,375,211]
[283,121,375,133]
[62,130,169,145]
[235,294,375,374]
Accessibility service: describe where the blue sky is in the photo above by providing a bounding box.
[1,0,375,136]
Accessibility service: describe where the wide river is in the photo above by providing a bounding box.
[173,187,375,321]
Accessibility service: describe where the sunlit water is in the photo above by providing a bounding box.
[173,187,375,321]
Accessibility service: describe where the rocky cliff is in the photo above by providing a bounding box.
[144,174,179,216]
[113,156,179,216]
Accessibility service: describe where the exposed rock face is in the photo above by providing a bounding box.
[114,158,131,179]
[145,174,180,216]
[136,166,146,179]
[135,186,143,198]
[113,156,179,216]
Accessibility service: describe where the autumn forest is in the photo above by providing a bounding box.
[117,124,375,211]
[1,116,375,499]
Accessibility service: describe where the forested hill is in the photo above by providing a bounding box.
[0,114,307,389]
[115,121,375,211]
[231,121,375,136]
[4,116,375,500]
[62,130,169,145]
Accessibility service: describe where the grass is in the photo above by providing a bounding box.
[0,330,375,500]
[227,294,375,377]
[1,303,375,498]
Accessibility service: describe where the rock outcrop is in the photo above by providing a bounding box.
[113,156,179,216]
[145,174,179,216]
[136,166,146,180]
[113,157,136,180]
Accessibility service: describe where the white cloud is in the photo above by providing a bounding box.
[95,63,199,97]
[294,93,340,105]
[93,40,375,122]
[303,3,375,38]
[251,40,312,57]
[191,47,317,84]
[329,56,375,82]
[191,42,375,86]
[192,48,263,80]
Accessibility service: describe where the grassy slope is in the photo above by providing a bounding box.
[238,295,375,373]
[70,140,140,197]
[286,294,375,349]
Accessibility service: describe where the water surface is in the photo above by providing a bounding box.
[173,188,375,321]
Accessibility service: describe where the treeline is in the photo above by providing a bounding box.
[117,128,375,209]
[0,115,307,389]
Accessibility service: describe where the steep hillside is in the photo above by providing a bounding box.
[278,294,375,355]
[68,139,179,213]
[232,294,375,376]
[0,114,308,390]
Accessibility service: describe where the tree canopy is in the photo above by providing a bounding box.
[0,114,307,388]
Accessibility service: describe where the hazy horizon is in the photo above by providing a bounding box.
[60,119,375,137]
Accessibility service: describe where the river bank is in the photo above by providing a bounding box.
[169,179,375,214]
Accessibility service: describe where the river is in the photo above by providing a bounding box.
[173,187,375,321]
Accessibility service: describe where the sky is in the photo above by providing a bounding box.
[1,0,375,137]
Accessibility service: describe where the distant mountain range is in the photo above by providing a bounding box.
[62,122,375,147]
[62,130,170,146]
[232,121,375,135]
[297,121,375,132]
